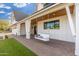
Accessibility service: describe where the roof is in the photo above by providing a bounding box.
[13,11,29,21]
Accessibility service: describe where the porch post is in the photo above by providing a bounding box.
[65,5,75,36]
[25,19,31,39]
[75,4,79,56]
[17,23,20,35]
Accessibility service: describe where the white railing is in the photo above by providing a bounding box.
[0,33,5,40]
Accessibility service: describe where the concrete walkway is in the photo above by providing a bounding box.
[12,35,75,56]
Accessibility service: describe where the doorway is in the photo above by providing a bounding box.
[34,25,37,35]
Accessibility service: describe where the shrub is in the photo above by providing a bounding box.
[5,35,8,39]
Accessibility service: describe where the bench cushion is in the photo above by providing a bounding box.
[35,33,49,41]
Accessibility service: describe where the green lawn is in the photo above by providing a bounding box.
[0,38,37,56]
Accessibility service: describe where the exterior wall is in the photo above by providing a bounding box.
[75,4,79,56]
[15,23,20,35]
[20,23,26,35]
[37,15,75,42]
[12,28,17,35]
[12,23,25,36]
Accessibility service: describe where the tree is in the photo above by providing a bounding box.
[0,20,9,32]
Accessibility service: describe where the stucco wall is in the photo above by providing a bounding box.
[37,15,75,42]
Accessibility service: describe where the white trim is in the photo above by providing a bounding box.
[75,3,79,56]
[65,5,75,36]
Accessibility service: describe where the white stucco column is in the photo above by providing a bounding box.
[75,4,79,56]
[65,5,75,36]
[25,19,31,39]
[17,23,20,35]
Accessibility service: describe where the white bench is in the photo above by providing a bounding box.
[35,33,50,41]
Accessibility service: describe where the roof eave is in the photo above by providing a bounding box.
[18,3,60,23]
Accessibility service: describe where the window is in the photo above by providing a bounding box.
[44,20,60,29]
[44,3,55,8]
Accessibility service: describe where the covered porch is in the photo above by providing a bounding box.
[25,3,75,56]
[16,4,75,42]
[13,35,75,56]
[29,3,75,42]
[14,3,75,56]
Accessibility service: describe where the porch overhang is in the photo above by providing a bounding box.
[18,3,74,24]
[28,4,74,20]
[31,4,74,24]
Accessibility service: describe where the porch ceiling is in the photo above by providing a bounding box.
[31,5,74,24]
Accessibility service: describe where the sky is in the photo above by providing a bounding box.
[0,3,37,20]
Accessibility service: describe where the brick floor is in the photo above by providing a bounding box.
[12,35,75,56]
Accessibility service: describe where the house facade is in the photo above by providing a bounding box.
[10,3,79,55]
[11,11,28,35]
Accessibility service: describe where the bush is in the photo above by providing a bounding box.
[5,35,8,39]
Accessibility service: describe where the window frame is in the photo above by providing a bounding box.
[44,20,60,29]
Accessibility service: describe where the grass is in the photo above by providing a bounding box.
[0,38,37,56]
